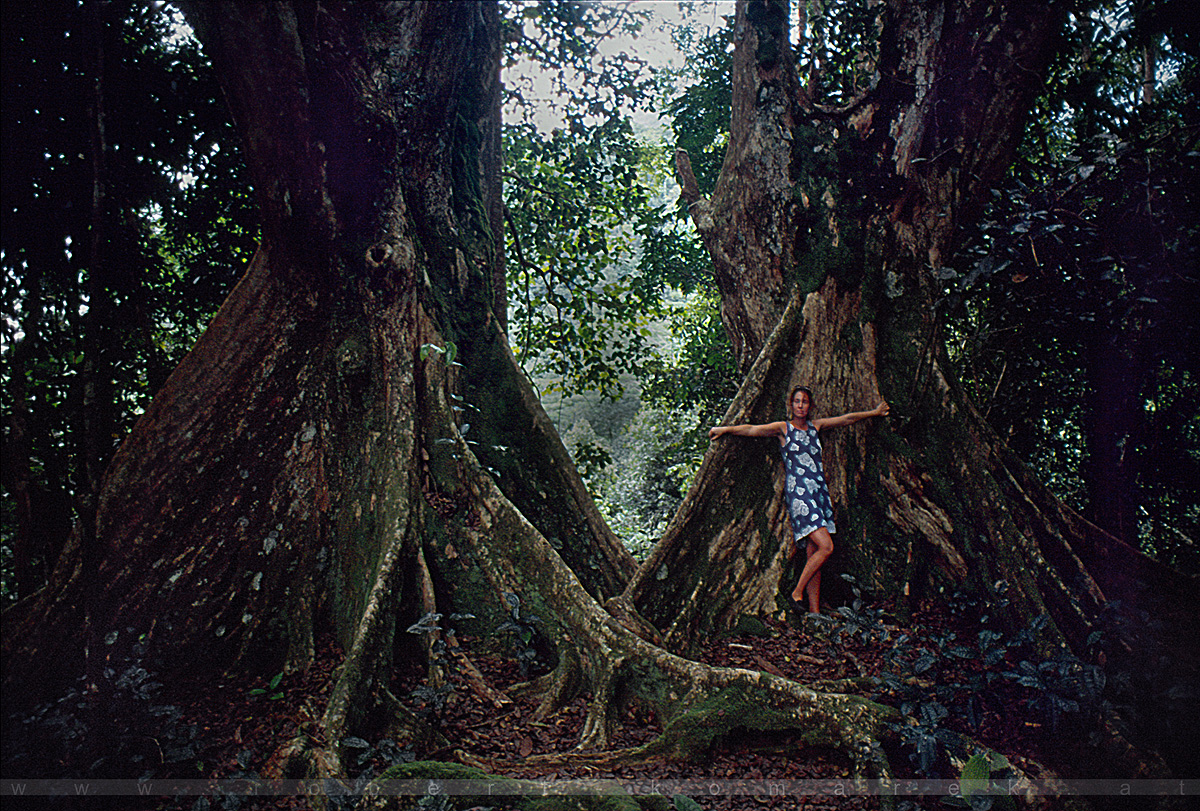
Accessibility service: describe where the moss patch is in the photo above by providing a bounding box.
[719,614,774,639]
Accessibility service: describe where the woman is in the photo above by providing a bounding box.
[708,386,889,615]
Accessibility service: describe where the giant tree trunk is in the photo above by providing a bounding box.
[637,0,1189,646]
[636,0,1196,775]
[1,0,626,748]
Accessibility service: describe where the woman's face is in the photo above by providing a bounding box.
[791,389,810,419]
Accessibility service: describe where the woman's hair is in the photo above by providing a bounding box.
[788,385,815,417]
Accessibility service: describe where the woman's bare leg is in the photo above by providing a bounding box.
[791,527,833,613]
[803,539,822,612]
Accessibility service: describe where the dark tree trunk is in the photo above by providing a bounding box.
[640,0,1196,774]
[2,0,627,755]
[75,0,121,594]
[1083,339,1141,545]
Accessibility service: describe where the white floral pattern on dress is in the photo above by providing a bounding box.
[779,422,835,540]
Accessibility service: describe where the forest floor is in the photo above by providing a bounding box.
[127,597,1093,811]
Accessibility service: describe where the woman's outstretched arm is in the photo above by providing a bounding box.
[709,421,787,440]
[812,401,889,430]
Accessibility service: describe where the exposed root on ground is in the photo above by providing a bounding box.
[410,369,902,780]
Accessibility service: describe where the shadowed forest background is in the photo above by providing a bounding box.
[2,0,1198,808]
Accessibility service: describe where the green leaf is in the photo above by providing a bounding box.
[959,752,991,793]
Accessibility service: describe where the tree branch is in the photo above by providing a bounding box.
[673,149,703,208]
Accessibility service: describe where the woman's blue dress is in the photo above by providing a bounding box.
[779,421,836,541]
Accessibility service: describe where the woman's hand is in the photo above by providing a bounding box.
[874,401,890,417]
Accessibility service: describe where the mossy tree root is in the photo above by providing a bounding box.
[298,332,1060,792]
[417,361,900,778]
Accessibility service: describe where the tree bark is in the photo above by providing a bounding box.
[2,0,628,740]
[652,0,1196,775]
[676,0,799,369]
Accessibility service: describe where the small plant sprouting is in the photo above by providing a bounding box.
[247,671,285,701]
[405,610,475,723]
[801,574,890,648]
[496,592,542,679]
[832,574,891,644]
[944,751,1018,811]
[340,735,413,773]
[419,340,460,366]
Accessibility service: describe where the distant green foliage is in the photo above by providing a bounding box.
[503,117,668,401]
[585,406,710,562]
[500,0,655,131]
[663,20,733,201]
[640,287,739,420]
